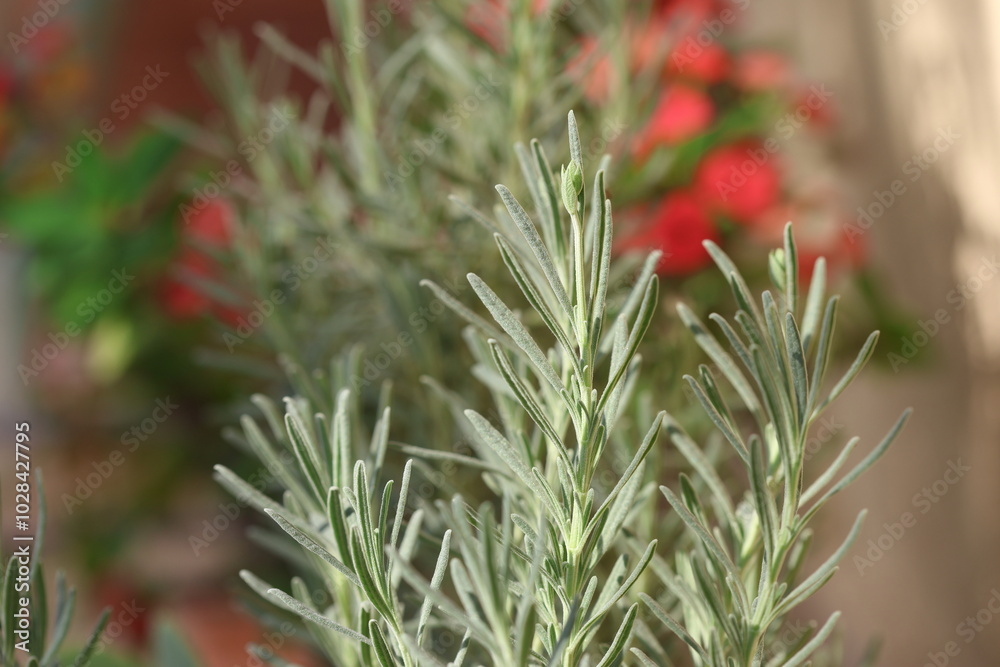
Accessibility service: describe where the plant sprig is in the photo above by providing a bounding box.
[640,226,910,666]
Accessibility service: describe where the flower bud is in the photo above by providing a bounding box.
[561,160,584,215]
[768,248,786,291]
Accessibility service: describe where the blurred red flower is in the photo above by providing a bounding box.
[567,36,616,103]
[620,191,720,276]
[732,50,790,91]
[634,84,715,160]
[0,67,13,107]
[693,141,780,223]
[667,41,730,83]
[185,197,234,246]
[464,0,549,50]
[654,0,726,24]
[159,198,239,321]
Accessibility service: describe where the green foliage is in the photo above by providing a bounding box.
[641,228,910,666]
[0,473,110,667]
[217,115,908,666]
[2,130,182,328]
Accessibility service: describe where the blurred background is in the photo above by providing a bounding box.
[0,0,997,665]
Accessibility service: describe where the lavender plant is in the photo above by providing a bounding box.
[0,475,109,667]
[635,231,910,666]
[215,114,907,666]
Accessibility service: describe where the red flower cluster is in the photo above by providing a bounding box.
[158,198,242,323]
[464,0,550,51]
[616,0,791,277]
[620,191,721,276]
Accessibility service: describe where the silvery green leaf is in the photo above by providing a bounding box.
[783,223,799,315]
[467,273,566,396]
[71,608,111,667]
[781,612,840,667]
[495,185,575,328]
[705,240,766,329]
[772,512,865,622]
[594,603,638,667]
[639,593,710,663]
[494,235,578,367]
[678,303,762,422]
[531,139,568,266]
[800,437,860,505]
[800,257,827,355]
[420,278,509,345]
[465,409,566,524]
[630,647,661,667]
[265,508,361,587]
[598,274,658,414]
[580,540,656,638]
[214,465,279,514]
[784,313,809,430]
[816,330,880,414]
[660,486,745,608]
[389,460,412,558]
[803,409,910,521]
[267,588,371,644]
[284,411,327,504]
[417,530,451,646]
[806,297,839,413]
[665,414,737,531]
[683,375,748,463]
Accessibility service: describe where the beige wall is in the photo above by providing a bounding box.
[744,0,1000,663]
